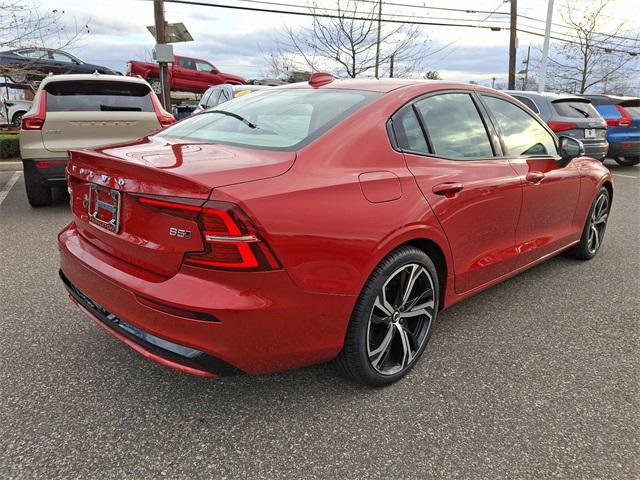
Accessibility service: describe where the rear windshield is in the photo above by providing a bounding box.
[158,89,381,150]
[552,100,600,119]
[45,81,154,112]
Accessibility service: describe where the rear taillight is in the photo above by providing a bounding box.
[606,105,632,127]
[547,121,578,133]
[137,196,280,271]
[21,92,47,130]
[149,90,176,128]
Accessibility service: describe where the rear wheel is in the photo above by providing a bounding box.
[566,186,610,260]
[24,170,52,207]
[614,156,639,166]
[11,111,24,128]
[337,246,439,386]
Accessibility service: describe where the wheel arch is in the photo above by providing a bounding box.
[601,179,613,205]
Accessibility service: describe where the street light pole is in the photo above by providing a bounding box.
[508,0,518,90]
[538,0,554,92]
[154,0,171,111]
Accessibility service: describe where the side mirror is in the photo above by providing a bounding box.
[558,135,585,161]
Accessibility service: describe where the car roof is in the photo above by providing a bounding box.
[283,78,477,93]
[38,73,149,87]
[504,90,589,103]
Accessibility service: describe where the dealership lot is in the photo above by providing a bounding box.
[0,163,638,478]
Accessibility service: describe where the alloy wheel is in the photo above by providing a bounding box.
[366,263,435,376]
[588,193,609,254]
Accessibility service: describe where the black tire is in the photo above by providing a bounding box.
[148,76,162,95]
[565,186,610,260]
[24,170,52,207]
[11,111,24,128]
[614,157,639,167]
[336,246,439,387]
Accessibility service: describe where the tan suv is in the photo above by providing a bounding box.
[19,73,175,206]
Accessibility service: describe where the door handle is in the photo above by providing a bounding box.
[432,182,464,197]
[526,171,545,184]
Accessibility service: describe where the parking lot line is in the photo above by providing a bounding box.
[612,173,638,179]
[0,171,22,207]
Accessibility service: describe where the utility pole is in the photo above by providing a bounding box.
[537,0,554,92]
[523,45,530,89]
[508,0,517,89]
[374,0,382,79]
[389,54,394,78]
[154,0,171,111]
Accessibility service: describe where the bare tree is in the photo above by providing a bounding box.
[543,0,639,94]
[275,0,430,78]
[0,0,89,84]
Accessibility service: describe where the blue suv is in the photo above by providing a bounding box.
[582,95,640,166]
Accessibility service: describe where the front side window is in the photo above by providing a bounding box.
[45,81,154,112]
[414,93,494,159]
[196,61,213,73]
[482,95,557,157]
[158,89,380,150]
[50,51,75,62]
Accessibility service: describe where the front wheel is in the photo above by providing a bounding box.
[336,246,439,387]
[614,157,639,167]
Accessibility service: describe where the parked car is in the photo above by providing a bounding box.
[580,95,640,166]
[127,56,246,94]
[0,97,31,127]
[505,90,608,161]
[0,48,119,83]
[249,71,311,86]
[20,73,175,207]
[192,84,271,114]
[58,75,612,386]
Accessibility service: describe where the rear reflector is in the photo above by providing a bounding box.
[135,295,220,322]
[606,105,633,127]
[547,121,578,132]
[136,195,281,271]
[21,93,47,130]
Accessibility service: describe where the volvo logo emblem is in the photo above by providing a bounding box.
[117,178,125,187]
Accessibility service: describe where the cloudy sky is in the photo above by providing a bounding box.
[36,0,640,87]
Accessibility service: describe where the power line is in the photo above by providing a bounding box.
[162,0,640,55]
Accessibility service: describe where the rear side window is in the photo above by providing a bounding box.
[552,100,600,118]
[414,93,494,159]
[392,106,429,154]
[482,95,557,157]
[45,81,154,112]
[512,95,539,113]
[158,89,380,150]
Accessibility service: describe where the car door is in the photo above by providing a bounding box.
[194,60,221,88]
[479,94,581,267]
[173,57,198,91]
[393,91,523,294]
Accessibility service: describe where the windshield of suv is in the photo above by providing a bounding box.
[157,89,381,150]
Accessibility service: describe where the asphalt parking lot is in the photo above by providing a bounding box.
[0,161,638,479]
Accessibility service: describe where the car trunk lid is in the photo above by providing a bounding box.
[67,138,295,277]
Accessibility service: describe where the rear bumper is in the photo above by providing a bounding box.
[607,140,640,159]
[583,141,609,160]
[23,158,68,186]
[58,222,355,376]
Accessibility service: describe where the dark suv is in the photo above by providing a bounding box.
[580,95,640,166]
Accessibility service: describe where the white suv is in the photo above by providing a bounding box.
[19,73,175,206]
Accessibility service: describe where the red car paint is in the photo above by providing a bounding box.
[58,79,613,378]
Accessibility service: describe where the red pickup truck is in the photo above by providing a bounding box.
[127,55,246,94]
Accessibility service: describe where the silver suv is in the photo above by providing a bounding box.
[19,73,174,206]
[505,90,608,161]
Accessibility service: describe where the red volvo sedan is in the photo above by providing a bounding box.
[59,75,613,386]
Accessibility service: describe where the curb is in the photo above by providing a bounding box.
[0,161,22,172]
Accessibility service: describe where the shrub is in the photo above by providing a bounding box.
[0,134,20,159]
